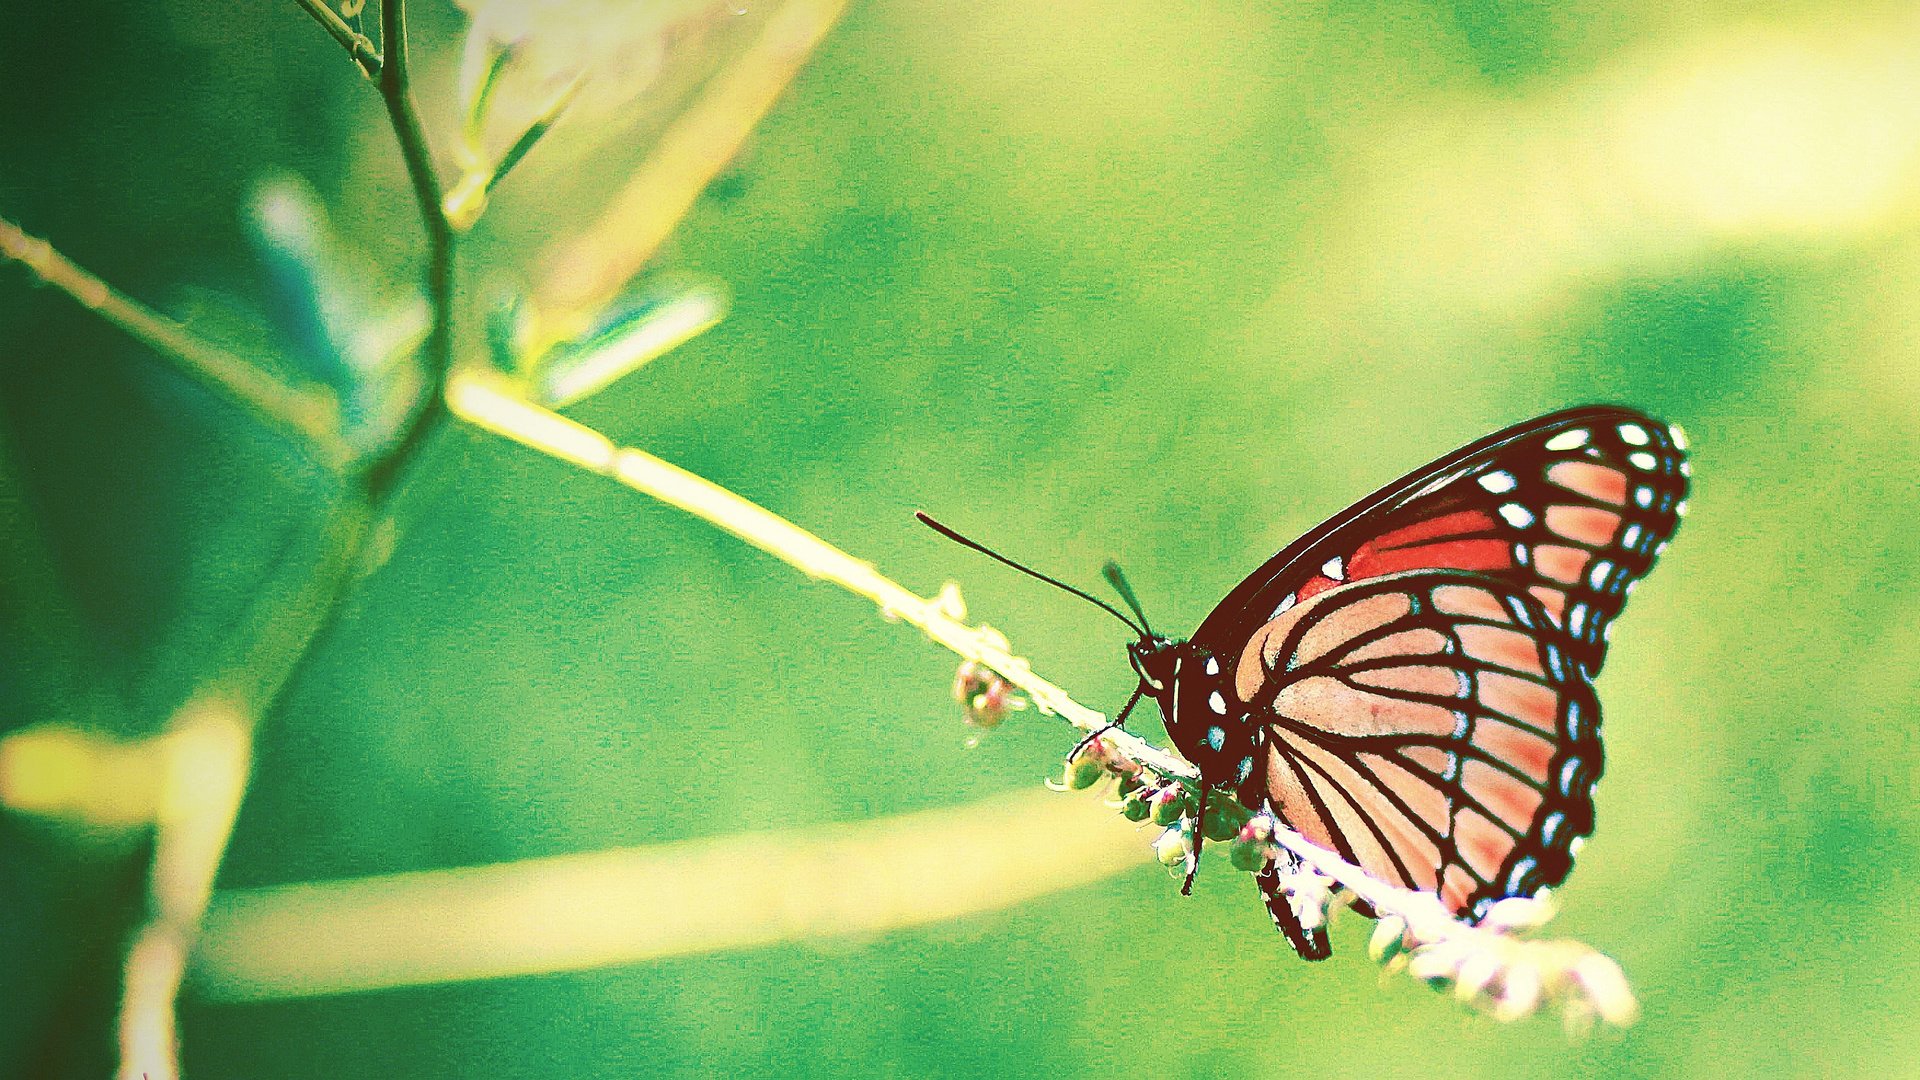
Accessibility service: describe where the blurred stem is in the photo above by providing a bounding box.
[293,0,382,78]
[118,3,456,1076]
[530,0,849,349]
[116,504,369,1080]
[0,216,349,465]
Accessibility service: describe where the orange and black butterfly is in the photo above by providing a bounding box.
[925,406,1688,960]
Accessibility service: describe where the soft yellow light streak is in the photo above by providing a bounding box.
[196,788,1149,1000]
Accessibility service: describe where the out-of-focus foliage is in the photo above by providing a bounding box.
[2,1,1917,1077]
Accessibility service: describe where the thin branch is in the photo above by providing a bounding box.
[0,216,348,463]
[195,788,1145,1000]
[364,0,455,501]
[446,372,1195,783]
[293,0,382,78]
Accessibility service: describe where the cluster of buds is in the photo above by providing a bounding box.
[1057,739,1639,1030]
[952,658,1029,732]
[942,625,1640,1032]
[1366,891,1639,1029]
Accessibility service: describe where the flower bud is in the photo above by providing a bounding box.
[953,660,1028,730]
[1152,823,1192,867]
[1453,950,1503,1004]
[1149,785,1189,826]
[1367,916,1409,965]
[1238,815,1275,844]
[1228,835,1272,872]
[1201,799,1243,842]
[1479,894,1557,934]
[1570,954,1639,1026]
[1493,961,1543,1021]
[1407,940,1470,989]
[1064,755,1106,791]
[1119,789,1152,822]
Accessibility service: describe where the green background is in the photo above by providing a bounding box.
[4,1,1917,1077]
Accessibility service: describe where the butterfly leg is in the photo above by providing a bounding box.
[1180,784,1208,896]
[1068,684,1145,761]
[1256,862,1332,961]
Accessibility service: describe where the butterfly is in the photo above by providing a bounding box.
[924,405,1688,960]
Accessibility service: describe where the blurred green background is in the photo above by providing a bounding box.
[4,1,1918,1077]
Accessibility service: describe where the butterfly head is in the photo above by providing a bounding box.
[1126,635,1183,695]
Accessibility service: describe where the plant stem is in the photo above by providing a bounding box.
[0,216,349,464]
[444,375,1639,1029]
[446,373,1197,781]
[293,0,382,77]
[116,4,458,1076]
[365,0,454,501]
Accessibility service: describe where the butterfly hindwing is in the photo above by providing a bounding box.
[1228,570,1600,919]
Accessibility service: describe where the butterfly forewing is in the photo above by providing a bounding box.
[1232,571,1601,919]
[1194,406,1689,676]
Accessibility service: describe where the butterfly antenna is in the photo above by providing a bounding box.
[1101,562,1155,638]
[915,512,1145,637]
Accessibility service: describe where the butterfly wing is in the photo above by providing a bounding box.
[1232,570,1600,920]
[1194,406,1688,677]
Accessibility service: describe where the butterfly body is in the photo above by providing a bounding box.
[1128,637,1260,790]
[1129,406,1688,959]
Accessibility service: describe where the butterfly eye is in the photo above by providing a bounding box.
[1127,642,1170,691]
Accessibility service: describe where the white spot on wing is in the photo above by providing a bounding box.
[1205,725,1226,751]
[1478,471,1517,494]
[1209,691,1228,714]
[1498,503,1534,528]
[1321,556,1345,581]
[1618,423,1650,446]
[1588,560,1613,590]
[1669,424,1689,450]
[1634,487,1654,508]
[1679,460,1692,477]
[1544,429,1589,451]
[1542,811,1565,844]
[1621,524,1642,549]
[1271,593,1297,619]
[1676,500,1689,518]
[1628,451,1658,470]
[1559,759,1584,795]
[1204,656,1219,676]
